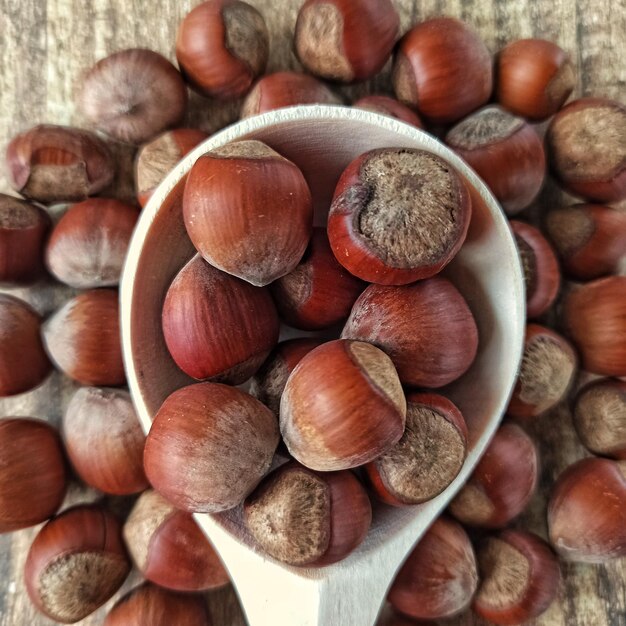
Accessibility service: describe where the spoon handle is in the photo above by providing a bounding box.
[198,514,395,626]
[229,555,390,625]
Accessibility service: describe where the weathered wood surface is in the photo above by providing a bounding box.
[0,0,624,624]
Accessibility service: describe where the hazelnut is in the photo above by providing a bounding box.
[449,423,538,528]
[294,0,399,82]
[270,227,364,330]
[496,38,575,120]
[328,148,471,284]
[445,106,546,215]
[183,140,313,286]
[507,324,577,419]
[162,254,279,384]
[280,339,406,471]
[573,378,626,459]
[79,49,188,144]
[546,97,626,202]
[24,505,131,623]
[176,0,268,99]
[144,382,279,513]
[473,529,561,624]
[62,387,148,495]
[353,95,424,128]
[387,515,478,620]
[510,220,560,318]
[124,490,229,591]
[0,418,67,533]
[240,72,342,118]
[244,461,372,567]
[105,583,212,626]
[342,276,479,388]
[0,294,51,397]
[0,193,50,284]
[42,289,125,386]
[392,17,492,124]
[548,457,626,563]
[562,276,626,377]
[46,198,139,288]
[5,124,113,203]
[544,203,626,280]
[365,392,468,506]
[249,338,323,416]
[136,128,208,206]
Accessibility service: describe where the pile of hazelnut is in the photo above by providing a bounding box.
[0,0,624,625]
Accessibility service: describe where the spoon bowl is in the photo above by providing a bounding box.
[120,105,525,626]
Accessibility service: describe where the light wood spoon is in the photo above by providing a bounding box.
[120,106,525,626]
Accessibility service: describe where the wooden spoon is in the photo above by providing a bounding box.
[120,106,525,626]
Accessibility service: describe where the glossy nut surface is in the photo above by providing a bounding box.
[294,0,399,82]
[392,17,492,123]
[270,227,364,330]
[42,289,125,386]
[496,38,575,120]
[342,276,478,388]
[183,140,313,286]
[510,220,560,318]
[562,276,626,377]
[144,382,279,513]
[24,505,131,624]
[124,490,229,591]
[507,324,577,419]
[546,97,626,202]
[240,72,341,118]
[104,584,212,626]
[249,338,323,416]
[280,339,407,471]
[545,203,626,280]
[0,294,51,396]
[0,193,50,284]
[473,529,560,625]
[353,95,423,127]
[162,254,279,383]
[62,387,148,495]
[573,378,626,459]
[0,418,67,533]
[136,129,208,206]
[548,457,626,563]
[176,0,268,99]
[388,515,478,620]
[365,392,468,506]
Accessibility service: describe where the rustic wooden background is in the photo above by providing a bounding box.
[0,0,624,624]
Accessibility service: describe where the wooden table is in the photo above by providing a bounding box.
[0,0,624,624]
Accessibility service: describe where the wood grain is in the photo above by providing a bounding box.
[0,0,624,624]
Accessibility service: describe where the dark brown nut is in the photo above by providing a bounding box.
[5,125,114,203]
[79,49,188,144]
[0,294,51,397]
[0,193,50,284]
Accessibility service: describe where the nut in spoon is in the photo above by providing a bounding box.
[121,106,525,626]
